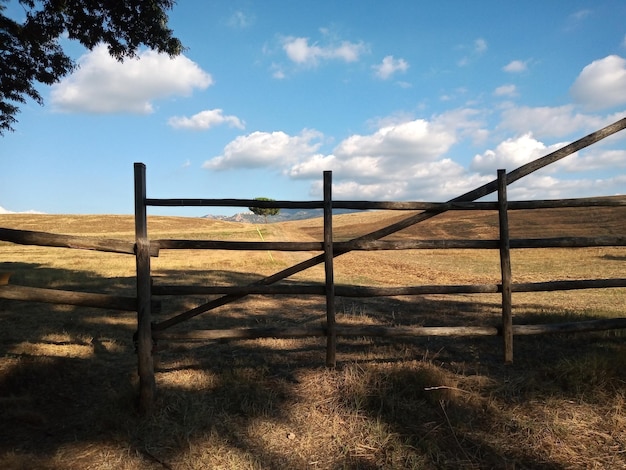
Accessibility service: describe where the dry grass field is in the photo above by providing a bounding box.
[1,207,625,469]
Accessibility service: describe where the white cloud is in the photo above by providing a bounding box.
[431,108,488,144]
[556,149,626,173]
[51,44,213,113]
[503,60,528,73]
[306,158,491,201]
[203,111,497,201]
[311,179,409,200]
[494,84,517,97]
[168,109,245,130]
[470,133,565,175]
[203,129,323,170]
[570,55,626,110]
[202,103,625,204]
[289,154,338,179]
[281,35,367,67]
[500,105,606,138]
[334,119,456,161]
[373,55,409,80]
[506,173,626,201]
[289,113,491,199]
[507,174,569,199]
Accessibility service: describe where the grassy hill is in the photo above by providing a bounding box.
[2,200,625,238]
[1,207,625,469]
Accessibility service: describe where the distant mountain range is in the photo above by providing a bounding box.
[203,208,358,223]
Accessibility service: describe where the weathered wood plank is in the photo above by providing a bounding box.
[511,278,626,292]
[134,162,155,415]
[152,324,500,341]
[152,278,626,297]
[498,170,513,363]
[512,318,626,335]
[155,240,323,251]
[0,227,159,256]
[145,195,626,210]
[0,284,150,311]
[323,171,336,367]
[154,236,626,252]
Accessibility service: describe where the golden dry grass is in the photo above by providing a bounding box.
[1,208,626,469]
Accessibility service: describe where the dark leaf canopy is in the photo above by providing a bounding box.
[0,0,183,134]
[249,197,281,220]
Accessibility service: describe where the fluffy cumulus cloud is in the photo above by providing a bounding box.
[306,158,490,201]
[204,112,497,200]
[570,55,626,110]
[51,44,213,113]
[203,93,624,202]
[168,109,245,130]
[337,120,454,159]
[556,149,626,173]
[470,134,565,175]
[499,105,607,138]
[504,172,626,201]
[203,129,323,170]
[281,35,367,67]
[373,55,409,80]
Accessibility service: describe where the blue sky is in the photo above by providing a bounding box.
[2,0,626,216]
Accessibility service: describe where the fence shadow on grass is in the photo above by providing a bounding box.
[1,265,625,468]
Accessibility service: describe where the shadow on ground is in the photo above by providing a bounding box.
[1,263,625,469]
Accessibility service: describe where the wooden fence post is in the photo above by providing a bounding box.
[134,163,155,413]
[323,171,336,367]
[498,169,513,363]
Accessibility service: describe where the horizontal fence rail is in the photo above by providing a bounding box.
[0,227,159,256]
[151,278,626,297]
[154,235,626,251]
[145,195,626,210]
[0,283,160,311]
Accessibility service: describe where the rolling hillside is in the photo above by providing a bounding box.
[1,200,625,241]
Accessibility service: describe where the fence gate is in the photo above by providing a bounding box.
[133,118,626,412]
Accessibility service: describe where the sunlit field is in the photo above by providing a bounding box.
[1,208,625,469]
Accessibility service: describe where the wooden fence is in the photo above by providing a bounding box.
[1,117,626,414]
[137,171,626,346]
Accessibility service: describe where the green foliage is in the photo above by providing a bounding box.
[0,0,183,134]
[249,197,280,222]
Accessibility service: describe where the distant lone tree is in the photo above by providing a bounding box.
[0,0,183,134]
[249,197,280,223]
